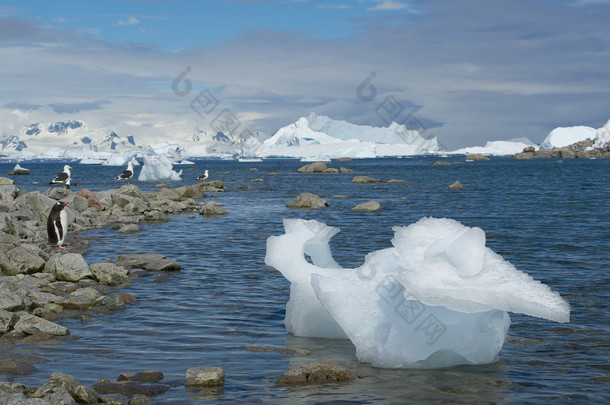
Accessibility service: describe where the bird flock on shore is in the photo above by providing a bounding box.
[45,162,210,249]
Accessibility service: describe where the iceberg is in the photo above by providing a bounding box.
[137,153,182,182]
[265,218,570,369]
[540,126,596,150]
[594,119,610,149]
[449,138,537,156]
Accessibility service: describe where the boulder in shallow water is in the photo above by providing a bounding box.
[185,367,225,387]
[351,201,381,212]
[447,181,464,189]
[33,371,97,403]
[276,360,357,385]
[286,193,328,209]
[297,162,327,173]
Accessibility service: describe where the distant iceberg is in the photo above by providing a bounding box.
[265,218,570,369]
[450,138,537,156]
[256,113,440,158]
[594,119,610,149]
[540,126,596,150]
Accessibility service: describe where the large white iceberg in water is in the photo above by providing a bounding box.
[539,126,596,150]
[265,218,570,369]
[137,153,182,181]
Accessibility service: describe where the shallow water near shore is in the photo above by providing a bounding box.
[1,157,609,403]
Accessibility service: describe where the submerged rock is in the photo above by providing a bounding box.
[199,201,228,217]
[352,176,383,183]
[276,360,357,385]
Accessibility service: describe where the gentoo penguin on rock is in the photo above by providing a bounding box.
[197,169,209,182]
[115,161,134,184]
[49,165,72,188]
[47,201,69,249]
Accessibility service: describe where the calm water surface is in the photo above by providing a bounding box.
[1,157,608,404]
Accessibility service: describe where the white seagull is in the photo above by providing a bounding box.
[49,165,72,188]
[115,161,134,184]
[197,169,209,182]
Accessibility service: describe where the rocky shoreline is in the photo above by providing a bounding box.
[0,178,232,403]
[512,139,610,159]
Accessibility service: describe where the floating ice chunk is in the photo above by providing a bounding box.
[394,218,570,322]
[265,219,346,338]
[265,217,570,369]
[137,153,182,182]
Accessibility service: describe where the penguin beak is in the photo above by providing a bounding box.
[62,202,69,206]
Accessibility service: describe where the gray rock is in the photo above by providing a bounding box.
[117,224,141,233]
[286,193,328,209]
[0,177,14,185]
[89,263,129,285]
[143,210,168,222]
[0,382,27,393]
[185,367,225,387]
[117,370,163,383]
[0,246,46,276]
[351,200,381,211]
[117,184,148,201]
[351,176,383,183]
[0,350,46,371]
[33,372,97,404]
[0,291,25,311]
[46,188,72,201]
[93,382,170,397]
[46,390,77,405]
[0,391,51,404]
[14,192,56,222]
[433,161,453,166]
[465,153,490,161]
[69,195,89,212]
[63,287,101,310]
[276,360,357,385]
[297,162,328,173]
[13,314,69,336]
[44,254,92,282]
[129,394,151,405]
[199,201,229,217]
[0,309,16,333]
[97,393,130,405]
[115,253,180,272]
[523,146,536,153]
[339,167,354,173]
[513,152,534,160]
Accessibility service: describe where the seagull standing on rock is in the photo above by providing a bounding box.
[49,165,72,188]
[115,161,134,184]
[197,169,209,182]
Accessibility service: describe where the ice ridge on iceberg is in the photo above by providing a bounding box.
[265,218,570,369]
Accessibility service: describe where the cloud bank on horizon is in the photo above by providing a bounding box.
[1,0,609,150]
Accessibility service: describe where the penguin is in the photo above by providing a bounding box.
[47,201,69,249]
[115,161,134,184]
[49,165,72,188]
[197,169,209,182]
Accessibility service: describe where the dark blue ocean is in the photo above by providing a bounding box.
[1,157,608,404]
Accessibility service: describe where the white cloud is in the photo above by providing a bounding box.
[117,17,139,26]
[367,0,409,11]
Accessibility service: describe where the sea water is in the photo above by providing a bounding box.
[1,157,608,403]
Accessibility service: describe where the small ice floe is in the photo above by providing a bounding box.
[265,218,570,369]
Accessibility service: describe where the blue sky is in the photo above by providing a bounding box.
[1,0,610,149]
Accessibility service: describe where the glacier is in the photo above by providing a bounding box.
[265,218,570,369]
